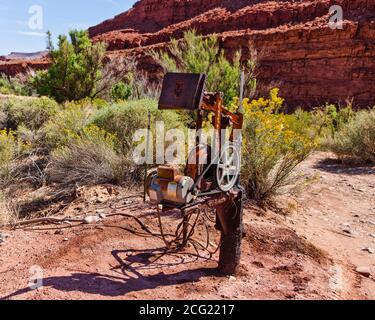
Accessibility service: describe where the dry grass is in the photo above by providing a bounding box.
[0,200,10,226]
[0,192,17,226]
[46,126,135,195]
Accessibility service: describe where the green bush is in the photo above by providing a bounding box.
[110,81,132,102]
[311,104,354,139]
[285,108,324,144]
[91,99,184,153]
[241,89,316,202]
[31,30,107,103]
[0,191,12,226]
[0,130,18,167]
[153,29,257,106]
[0,96,59,131]
[0,75,32,96]
[0,130,26,184]
[326,108,375,163]
[42,100,97,148]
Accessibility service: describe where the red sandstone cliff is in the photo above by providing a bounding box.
[1,0,374,108]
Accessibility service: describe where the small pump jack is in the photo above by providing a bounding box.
[145,72,245,275]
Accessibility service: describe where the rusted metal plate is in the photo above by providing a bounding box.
[158,72,206,110]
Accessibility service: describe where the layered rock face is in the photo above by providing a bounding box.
[0,52,49,76]
[89,0,375,108]
[1,0,374,108]
[88,0,263,37]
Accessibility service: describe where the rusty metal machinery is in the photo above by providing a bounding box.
[145,72,245,275]
[147,166,195,205]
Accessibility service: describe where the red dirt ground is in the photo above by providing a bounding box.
[0,152,374,300]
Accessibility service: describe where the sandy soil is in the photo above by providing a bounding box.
[0,152,374,300]
[288,152,375,299]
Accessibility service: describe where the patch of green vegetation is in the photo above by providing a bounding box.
[152,29,257,106]
[31,30,107,103]
[0,75,33,96]
[325,108,375,163]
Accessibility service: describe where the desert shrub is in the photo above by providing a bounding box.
[42,100,97,148]
[72,97,108,109]
[324,104,354,138]
[153,29,257,106]
[0,130,18,167]
[0,130,27,184]
[0,75,32,96]
[129,71,161,100]
[110,81,132,102]
[0,96,59,131]
[326,108,375,163]
[286,104,355,149]
[0,192,12,226]
[46,125,132,191]
[0,110,7,129]
[241,89,316,202]
[285,108,324,143]
[91,99,184,153]
[311,104,354,139]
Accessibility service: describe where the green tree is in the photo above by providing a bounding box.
[32,30,107,102]
[152,30,257,105]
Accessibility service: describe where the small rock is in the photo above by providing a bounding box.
[98,213,107,220]
[362,247,374,254]
[63,238,69,242]
[83,215,101,224]
[356,267,372,278]
[370,234,375,239]
[229,276,236,281]
[96,197,106,204]
[358,188,366,193]
[54,230,64,235]
[0,232,9,239]
[342,228,353,235]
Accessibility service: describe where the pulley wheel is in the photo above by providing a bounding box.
[214,144,240,192]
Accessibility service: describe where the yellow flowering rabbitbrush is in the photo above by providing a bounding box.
[241,88,316,202]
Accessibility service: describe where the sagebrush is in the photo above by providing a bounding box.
[326,108,375,163]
